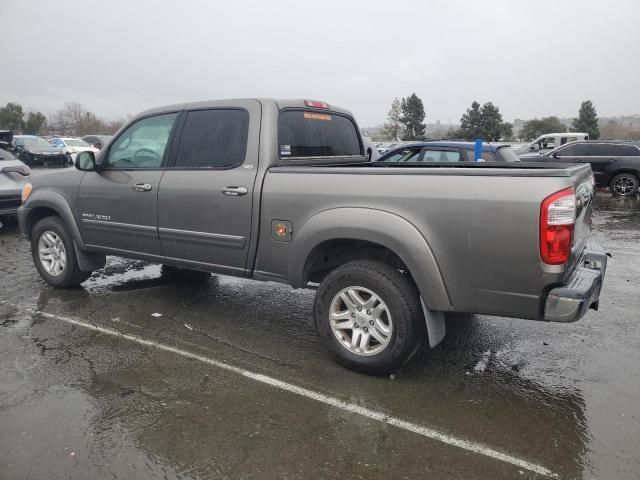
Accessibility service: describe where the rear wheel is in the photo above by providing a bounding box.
[314,260,425,374]
[31,216,92,288]
[610,172,639,196]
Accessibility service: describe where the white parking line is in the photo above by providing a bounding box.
[38,310,557,478]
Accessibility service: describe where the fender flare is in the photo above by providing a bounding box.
[288,207,452,312]
[22,190,86,249]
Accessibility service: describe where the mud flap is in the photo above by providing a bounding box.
[74,243,106,272]
[421,298,446,348]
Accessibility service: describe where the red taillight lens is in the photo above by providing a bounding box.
[304,100,329,109]
[540,187,576,265]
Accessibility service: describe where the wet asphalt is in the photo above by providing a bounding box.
[0,192,638,480]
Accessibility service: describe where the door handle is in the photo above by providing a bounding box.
[132,183,152,192]
[222,186,248,196]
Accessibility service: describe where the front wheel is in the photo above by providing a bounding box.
[31,216,92,288]
[314,260,425,374]
[610,172,639,196]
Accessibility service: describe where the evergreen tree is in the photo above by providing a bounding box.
[479,102,504,141]
[400,93,426,140]
[383,97,403,141]
[458,101,483,139]
[0,102,25,131]
[572,100,600,139]
[501,122,514,141]
[23,112,47,135]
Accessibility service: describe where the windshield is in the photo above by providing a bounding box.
[20,137,53,148]
[495,146,520,162]
[63,139,91,147]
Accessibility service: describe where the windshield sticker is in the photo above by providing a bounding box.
[304,112,332,121]
[280,145,291,156]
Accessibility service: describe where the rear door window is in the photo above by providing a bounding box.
[464,150,496,161]
[557,143,590,156]
[419,149,462,162]
[174,109,249,168]
[278,110,361,158]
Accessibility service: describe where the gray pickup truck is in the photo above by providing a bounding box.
[18,99,608,374]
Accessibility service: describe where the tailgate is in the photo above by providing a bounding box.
[567,164,596,273]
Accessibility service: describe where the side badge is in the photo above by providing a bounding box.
[271,220,293,242]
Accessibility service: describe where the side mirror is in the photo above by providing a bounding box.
[531,144,540,152]
[552,152,559,158]
[366,147,372,162]
[75,151,97,171]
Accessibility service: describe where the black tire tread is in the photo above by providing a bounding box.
[314,260,425,374]
[31,216,92,288]
[610,172,639,196]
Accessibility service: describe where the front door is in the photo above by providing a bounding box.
[157,100,260,274]
[78,112,179,256]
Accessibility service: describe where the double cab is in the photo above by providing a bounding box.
[18,99,607,374]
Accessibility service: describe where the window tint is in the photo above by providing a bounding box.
[278,111,361,158]
[588,144,617,156]
[378,148,421,162]
[611,144,640,156]
[107,113,178,169]
[175,109,249,168]
[557,143,590,156]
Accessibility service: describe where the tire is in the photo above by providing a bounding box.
[314,260,425,374]
[609,172,639,196]
[161,265,211,284]
[31,216,92,288]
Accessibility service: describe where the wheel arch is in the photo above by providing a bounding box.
[289,207,452,311]
[22,190,85,248]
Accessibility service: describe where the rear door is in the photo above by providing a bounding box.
[78,112,179,256]
[581,144,617,184]
[157,100,260,274]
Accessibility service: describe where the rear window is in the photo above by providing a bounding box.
[611,144,640,156]
[278,110,361,158]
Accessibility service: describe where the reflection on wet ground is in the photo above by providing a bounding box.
[1,192,639,479]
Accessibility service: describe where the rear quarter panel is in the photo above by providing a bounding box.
[256,168,578,319]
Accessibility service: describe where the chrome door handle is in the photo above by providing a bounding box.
[132,183,152,192]
[222,186,248,196]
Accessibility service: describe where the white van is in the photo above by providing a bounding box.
[516,132,589,156]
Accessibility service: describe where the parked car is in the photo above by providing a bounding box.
[49,137,99,161]
[81,135,113,150]
[524,141,640,196]
[514,132,589,156]
[18,98,607,374]
[375,141,520,163]
[11,135,69,167]
[0,146,31,225]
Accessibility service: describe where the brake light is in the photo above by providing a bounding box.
[540,187,576,265]
[304,100,329,109]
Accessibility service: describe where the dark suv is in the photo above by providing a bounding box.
[530,141,640,196]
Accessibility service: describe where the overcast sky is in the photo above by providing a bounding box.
[1,0,639,126]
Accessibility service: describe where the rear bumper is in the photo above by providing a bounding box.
[544,243,608,322]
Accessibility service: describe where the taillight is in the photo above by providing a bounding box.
[304,99,329,109]
[540,187,576,265]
